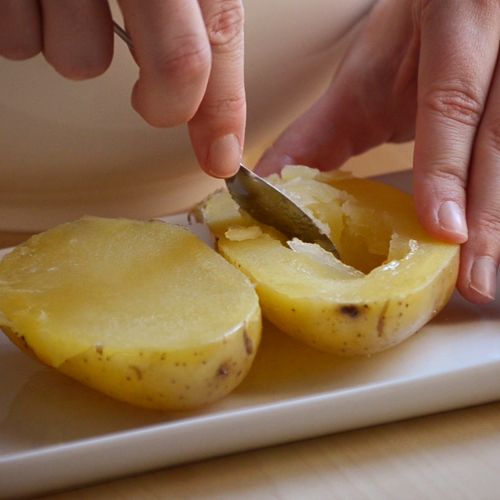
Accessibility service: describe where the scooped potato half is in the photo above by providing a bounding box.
[199,166,459,356]
[0,217,261,410]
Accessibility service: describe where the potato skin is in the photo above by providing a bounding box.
[0,217,262,411]
[254,255,457,356]
[57,310,261,411]
[2,310,260,411]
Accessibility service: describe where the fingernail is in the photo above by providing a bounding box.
[438,201,468,241]
[207,134,241,178]
[469,255,497,301]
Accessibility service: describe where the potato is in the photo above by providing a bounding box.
[0,217,261,410]
[199,166,459,356]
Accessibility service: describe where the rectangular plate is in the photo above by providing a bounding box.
[1,171,499,498]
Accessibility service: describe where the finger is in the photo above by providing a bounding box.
[188,0,245,178]
[412,0,500,243]
[41,0,113,80]
[457,68,500,303]
[0,0,42,60]
[255,0,417,177]
[118,0,211,127]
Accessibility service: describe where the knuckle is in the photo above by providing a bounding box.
[150,35,210,82]
[419,0,499,19]
[475,208,500,233]
[204,0,244,48]
[471,0,499,11]
[201,92,245,117]
[425,162,467,189]
[422,81,483,128]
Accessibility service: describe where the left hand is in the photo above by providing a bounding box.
[256,0,500,304]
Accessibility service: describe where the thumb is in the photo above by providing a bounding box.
[255,0,417,177]
[255,86,368,176]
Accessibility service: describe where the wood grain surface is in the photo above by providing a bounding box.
[42,400,500,499]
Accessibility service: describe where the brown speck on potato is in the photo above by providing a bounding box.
[126,376,131,382]
[216,362,230,378]
[243,329,253,355]
[377,301,390,337]
[160,354,166,361]
[129,365,143,380]
[340,305,360,318]
[377,317,386,336]
[95,344,103,355]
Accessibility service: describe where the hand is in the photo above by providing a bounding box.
[256,0,500,304]
[0,0,245,178]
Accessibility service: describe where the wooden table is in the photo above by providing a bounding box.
[10,143,500,499]
[43,401,500,499]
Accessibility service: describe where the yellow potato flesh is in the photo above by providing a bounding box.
[0,217,261,410]
[200,166,459,356]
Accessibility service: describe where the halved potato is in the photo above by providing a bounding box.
[199,166,459,356]
[0,217,261,410]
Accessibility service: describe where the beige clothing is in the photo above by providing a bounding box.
[0,0,374,238]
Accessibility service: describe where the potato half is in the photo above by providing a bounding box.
[0,217,261,410]
[199,166,459,356]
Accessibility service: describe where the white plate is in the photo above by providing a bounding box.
[1,171,499,498]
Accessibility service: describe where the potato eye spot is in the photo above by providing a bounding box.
[129,365,143,380]
[216,362,230,378]
[243,329,253,355]
[340,305,360,318]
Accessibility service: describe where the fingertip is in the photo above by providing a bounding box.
[414,190,468,244]
[436,200,468,241]
[254,148,297,177]
[458,258,497,305]
[204,133,241,178]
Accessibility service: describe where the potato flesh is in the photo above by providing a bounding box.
[0,217,261,410]
[201,166,459,356]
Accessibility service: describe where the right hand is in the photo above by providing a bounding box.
[0,0,245,178]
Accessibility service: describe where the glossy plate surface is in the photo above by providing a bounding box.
[1,171,499,498]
